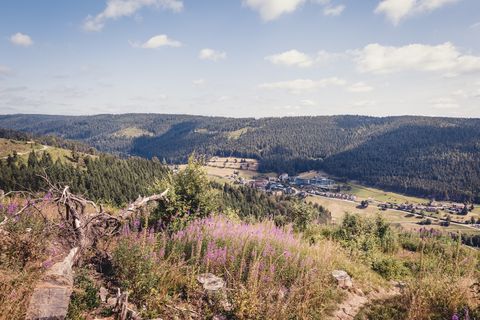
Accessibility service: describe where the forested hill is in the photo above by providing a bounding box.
[1,114,480,202]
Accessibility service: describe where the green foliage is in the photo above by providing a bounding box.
[0,151,167,205]
[217,183,331,230]
[3,114,480,202]
[371,257,409,280]
[151,155,218,231]
[334,213,398,257]
[67,271,100,320]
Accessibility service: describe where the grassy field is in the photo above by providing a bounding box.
[0,138,96,167]
[207,156,259,171]
[0,138,44,158]
[111,127,153,138]
[306,195,478,233]
[347,183,426,204]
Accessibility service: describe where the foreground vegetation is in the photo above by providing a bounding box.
[0,157,479,319]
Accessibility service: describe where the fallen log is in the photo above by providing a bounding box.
[21,178,168,320]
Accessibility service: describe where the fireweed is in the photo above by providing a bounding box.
[113,216,346,319]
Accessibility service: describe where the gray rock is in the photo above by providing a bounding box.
[331,270,353,289]
[197,273,225,291]
[26,247,79,320]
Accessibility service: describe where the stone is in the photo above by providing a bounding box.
[197,273,225,291]
[26,247,79,320]
[331,270,353,289]
[99,286,108,303]
[106,297,118,307]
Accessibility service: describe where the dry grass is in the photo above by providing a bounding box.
[111,216,387,319]
[0,139,44,158]
[207,156,259,171]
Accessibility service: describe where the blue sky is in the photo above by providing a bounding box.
[0,0,479,117]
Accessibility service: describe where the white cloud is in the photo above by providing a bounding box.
[10,33,33,47]
[259,78,346,94]
[265,50,313,67]
[265,49,337,68]
[355,42,480,75]
[243,0,338,21]
[199,48,227,61]
[131,34,182,48]
[243,0,306,21]
[83,0,183,32]
[323,4,345,16]
[193,79,206,86]
[348,82,374,93]
[375,0,459,25]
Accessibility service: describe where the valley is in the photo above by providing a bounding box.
[196,156,480,236]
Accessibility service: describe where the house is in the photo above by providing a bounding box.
[294,177,310,186]
[311,177,336,187]
[279,173,289,182]
[253,179,269,189]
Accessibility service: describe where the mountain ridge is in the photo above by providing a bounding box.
[1,113,480,202]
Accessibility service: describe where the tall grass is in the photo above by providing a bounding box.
[112,216,381,319]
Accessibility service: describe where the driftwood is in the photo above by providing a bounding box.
[8,178,169,320]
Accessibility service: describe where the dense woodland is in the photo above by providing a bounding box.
[216,183,331,228]
[0,151,167,205]
[2,114,480,202]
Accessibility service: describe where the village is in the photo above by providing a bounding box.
[202,157,480,229]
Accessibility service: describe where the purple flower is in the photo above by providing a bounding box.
[7,203,18,215]
[42,259,54,269]
[133,219,141,231]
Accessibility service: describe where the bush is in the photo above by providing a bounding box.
[371,257,409,280]
[67,271,100,320]
[150,155,218,231]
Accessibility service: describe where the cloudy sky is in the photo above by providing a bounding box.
[0,0,479,117]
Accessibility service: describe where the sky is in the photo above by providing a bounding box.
[0,0,479,118]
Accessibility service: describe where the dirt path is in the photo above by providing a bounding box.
[328,283,402,320]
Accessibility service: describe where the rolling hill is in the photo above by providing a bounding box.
[1,114,480,202]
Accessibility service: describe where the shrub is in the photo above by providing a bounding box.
[67,271,100,320]
[150,155,218,231]
[371,257,409,280]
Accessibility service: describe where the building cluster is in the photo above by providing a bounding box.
[234,172,357,201]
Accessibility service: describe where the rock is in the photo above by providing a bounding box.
[331,270,353,289]
[99,286,109,303]
[26,247,79,320]
[107,297,118,307]
[197,273,225,291]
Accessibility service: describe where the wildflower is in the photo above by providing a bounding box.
[133,219,141,231]
[42,259,54,269]
[7,203,18,215]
